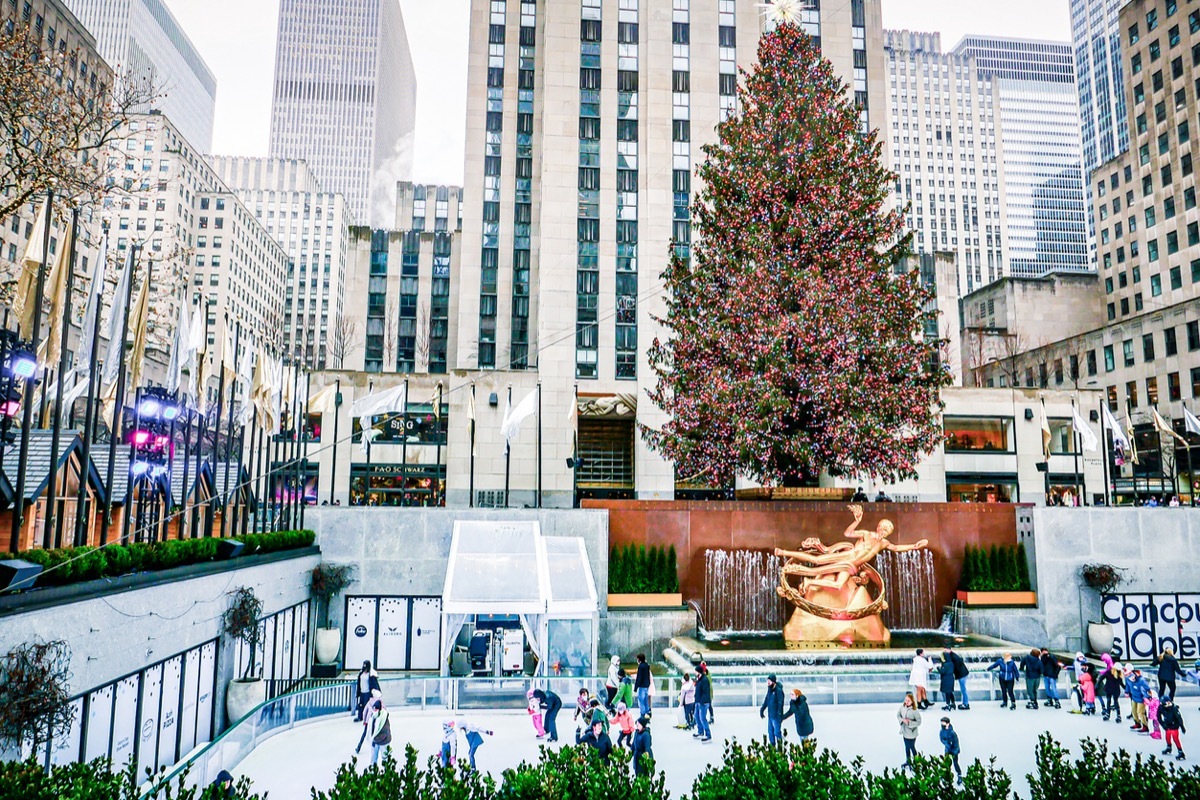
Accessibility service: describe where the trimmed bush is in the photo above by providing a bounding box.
[0,530,316,593]
[0,756,264,799]
[960,544,1028,592]
[608,544,679,594]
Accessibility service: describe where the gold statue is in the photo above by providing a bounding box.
[774,505,929,645]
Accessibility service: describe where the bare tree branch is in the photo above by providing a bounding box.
[327,314,361,370]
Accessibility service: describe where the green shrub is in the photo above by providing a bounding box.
[1026,734,1200,800]
[1016,542,1031,591]
[0,756,264,800]
[314,745,495,800]
[961,544,1029,592]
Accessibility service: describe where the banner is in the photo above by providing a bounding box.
[1102,592,1200,659]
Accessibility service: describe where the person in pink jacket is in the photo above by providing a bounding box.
[1079,670,1096,715]
[526,689,546,738]
[1146,690,1163,740]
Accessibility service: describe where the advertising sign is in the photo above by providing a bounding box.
[1101,593,1200,659]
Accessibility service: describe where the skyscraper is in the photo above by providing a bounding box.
[268,0,418,227]
[884,30,1010,294]
[455,0,887,505]
[63,0,217,153]
[1070,0,1129,177]
[953,36,1092,276]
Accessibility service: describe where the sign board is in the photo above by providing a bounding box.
[1102,593,1200,659]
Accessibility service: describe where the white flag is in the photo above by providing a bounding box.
[100,246,134,387]
[501,386,538,444]
[166,296,192,393]
[1101,402,1130,452]
[1071,405,1098,452]
[360,426,381,455]
[75,234,108,375]
[1040,401,1052,459]
[1184,407,1200,437]
[350,383,406,420]
[308,383,337,414]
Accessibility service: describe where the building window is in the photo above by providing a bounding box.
[1166,326,1179,355]
[1104,344,1115,371]
[1169,372,1182,401]
[1143,332,1156,361]
[943,417,1013,453]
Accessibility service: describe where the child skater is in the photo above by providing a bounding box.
[526,689,546,738]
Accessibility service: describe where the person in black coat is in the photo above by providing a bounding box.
[759,674,785,746]
[355,660,381,721]
[635,653,653,718]
[631,716,653,776]
[210,770,235,798]
[1020,649,1043,709]
[781,688,814,740]
[576,719,613,763]
[938,657,958,711]
[943,646,971,710]
[1039,649,1063,709]
[532,688,563,742]
[1152,646,1187,700]
[693,665,713,742]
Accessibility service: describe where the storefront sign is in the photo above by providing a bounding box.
[1101,593,1200,659]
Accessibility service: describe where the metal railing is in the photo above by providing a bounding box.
[142,669,1192,798]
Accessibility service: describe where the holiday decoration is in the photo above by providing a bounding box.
[644,23,949,488]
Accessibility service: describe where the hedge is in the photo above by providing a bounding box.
[0,530,315,591]
[8,733,1191,800]
[959,543,1031,592]
[0,756,262,799]
[608,543,679,594]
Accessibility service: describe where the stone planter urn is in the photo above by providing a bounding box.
[314,627,342,665]
[225,677,265,724]
[1087,621,1115,655]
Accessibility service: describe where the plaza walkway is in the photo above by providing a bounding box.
[235,698,1194,797]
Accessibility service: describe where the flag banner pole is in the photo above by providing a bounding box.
[468,381,476,508]
[299,365,311,529]
[329,378,341,505]
[47,207,79,548]
[101,245,139,546]
[221,321,240,538]
[11,189,54,552]
[75,244,107,546]
[504,385,512,508]
[536,382,542,509]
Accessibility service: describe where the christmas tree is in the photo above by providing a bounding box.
[644,19,949,488]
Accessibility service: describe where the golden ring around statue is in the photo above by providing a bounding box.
[775,562,889,622]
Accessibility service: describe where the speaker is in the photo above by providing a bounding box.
[216,540,245,560]
[0,559,43,592]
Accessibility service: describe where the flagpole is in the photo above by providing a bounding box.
[208,316,227,539]
[10,188,54,552]
[100,244,139,546]
[299,364,311,529]
[468,381,476,508]
[329,378,340,505]
[122,385,142,545]
[504,385,512,508]
[75,238,107,546]
[1097,397,1109,506]
[573,383,579,509]
[47,207,79,548]
[193,316,209,538]
[434,381,443,508]
[221,321,239,538]
[536,381,542,509]
[1070,397,1081,507]
[289,356,301,527]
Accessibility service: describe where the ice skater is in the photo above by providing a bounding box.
[532,688,563,742]
[459,720,493,770]
[986,652,1019,710]
[1159,697,1187,759]
[439,718,458,768]
[632,716,654,776]
[939,717,962,783]
[526,689,546,738]
[910,649,934,709]
[897,693,922,769]
[760,674,785,746]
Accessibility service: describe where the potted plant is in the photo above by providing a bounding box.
[222,586,265,723]
[954,543,1038,607]
[311,563,355,665]
[1080,563,1126,655]
[607,544,683,608]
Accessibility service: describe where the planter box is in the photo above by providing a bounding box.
[607,593,684,609]
[734,487,854,502]
[956,590,1038,608]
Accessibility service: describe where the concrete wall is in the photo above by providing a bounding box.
[964,508,1200,651]
[308,507,609,630]
[599,609,695,663]
[0,553,319,731]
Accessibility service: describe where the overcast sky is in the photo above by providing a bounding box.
[167,0,1071,186]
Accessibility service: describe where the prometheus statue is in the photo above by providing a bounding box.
[774,504,929,645]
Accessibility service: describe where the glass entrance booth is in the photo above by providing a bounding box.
[440,520,598,679]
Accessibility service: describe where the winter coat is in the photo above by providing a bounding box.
[1040,654,1062,679]
[615,678,634,710]
[897,705,922,739]
[1080,672,1096,703]
[987,657,1021,682]
[1153,654,1186,681]
[1147,696,1161,724]
[1126,674,1150,703]
[576,727,614,762]
[533,689,562,715]
[694,673,713,705]
[681,679,696,705]
[1100,669,1124,696]
[938,659,957,693]
[782,696,814,737]
[1020,654,1043,679]
[1159,703,1187,732]
[939,725,961,755]
[611,708,636,735]
[760,683,785,720]
[635,661,652,690]
[372,708,392,746]
[606,657,621,689]
[909,655,933,688]
[589,707,610,734]
[948,651,970,680]
[631,728,653,772]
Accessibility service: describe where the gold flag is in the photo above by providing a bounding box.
[13,199,50,338]
[38,220,74,366]
[126,273,151,395]
[308,383,337,414]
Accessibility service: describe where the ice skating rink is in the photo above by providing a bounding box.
[235,701,1189,797]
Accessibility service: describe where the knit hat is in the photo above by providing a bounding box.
[617,701,627,712]
[767,673,777,683]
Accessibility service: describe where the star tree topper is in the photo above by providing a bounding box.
[757,0,813,25]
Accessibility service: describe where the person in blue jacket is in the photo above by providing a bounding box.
[939,717,963,783]
[759,674,785,746]
[986,652,1020,710]
[1126,666,1152,732]
[631,716,654,776]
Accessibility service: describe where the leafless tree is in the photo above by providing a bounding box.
[327,314,361,369]
[0,20,159,220]
[0,640,75,755]
[996,331,1032,388]
[382,297,398,370]
[415,300,431,371]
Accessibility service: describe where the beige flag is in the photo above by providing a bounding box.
[13,199,50,338]
[308,383,337,414]
[126,273,152,396]
[38,220,74,367]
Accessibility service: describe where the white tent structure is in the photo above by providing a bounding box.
[440,520,599,676]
